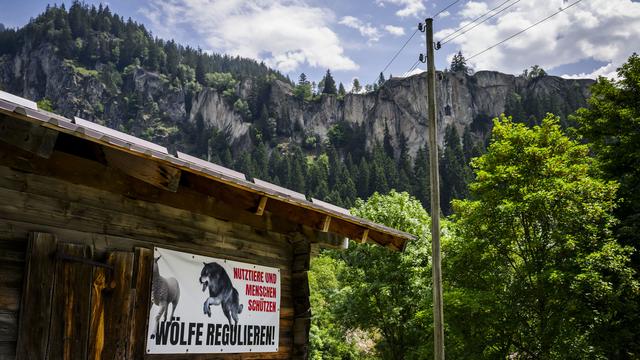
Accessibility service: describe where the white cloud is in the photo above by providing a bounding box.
[141,0,358,73]
[435,0,640,79]
[562,62,618,80]
[378,0,425,18]
[438,10,451,18]
[384,25,406,36]
[460,1,489,18]
[401,68,425,77]
[340,16,382,43]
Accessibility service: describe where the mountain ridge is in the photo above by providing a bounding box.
[0,3,595,210]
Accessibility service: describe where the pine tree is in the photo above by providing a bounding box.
[440,124,469,214]
[252,140,269,180]
[289,148,306,193]
[268,150,282,182]
[195,55,206,85]
[397,134,413,193]
[298,73,308,85]
[383,121,394,158]
[462,126,475,163]
[357,158,371,198]
[235,152,256,180]
[377,72,385,88]
[370,144,390,194]
[322,69,337,94]
[338,82,346,98]
[351,78,361,93]
[413,146,430,209]
[450,51,469,74]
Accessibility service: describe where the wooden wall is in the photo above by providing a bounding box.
[0,150,310,359]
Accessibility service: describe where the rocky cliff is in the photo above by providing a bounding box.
[0,43,593,158]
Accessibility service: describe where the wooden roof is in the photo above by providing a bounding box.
[0,90,414,251]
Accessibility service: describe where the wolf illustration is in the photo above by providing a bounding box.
[199,262,243,326]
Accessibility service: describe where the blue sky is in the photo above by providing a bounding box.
[1,0,639,87]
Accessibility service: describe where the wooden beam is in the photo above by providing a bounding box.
[255,196,268,216]
[102,251,135,359]
[129,247,153,358]
[0,114,58,158]
[360,229,369,244]
[88,267,108,360]
[321,215,331,233]
[103,147,181,192]
[16,232,57,360]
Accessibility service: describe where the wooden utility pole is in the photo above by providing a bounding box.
[425,17,445,360]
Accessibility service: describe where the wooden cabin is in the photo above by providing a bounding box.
[0,90,413,360]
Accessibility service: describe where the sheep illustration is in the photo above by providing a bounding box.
[150,255,180,339]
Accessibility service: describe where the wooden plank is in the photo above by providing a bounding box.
[16,232,57,360]
[103,146,181,192]
[102,251,134,360]
[0,143,300,237]
[0,114,58,158]
[129,247,153,358]
[46,242,93,360]
[290,237,311,360]
[360,229,369,244]
[88,267,109,360]
[255,196,268,216]
[321,215,331,233]
[0,340,17,359]
[0,185,294,267]
[0,310,17,342]
[0,287,20,312]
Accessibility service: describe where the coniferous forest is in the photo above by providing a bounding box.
[1,3,638,359]
[0,3,588,215]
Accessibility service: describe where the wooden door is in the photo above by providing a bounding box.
[15,233,152,360]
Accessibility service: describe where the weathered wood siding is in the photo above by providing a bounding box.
[0,159,304,359]
[0,234,24,359]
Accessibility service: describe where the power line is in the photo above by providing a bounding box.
[403,59,421,77]
[377,28,420,80]
[440,0,516,42]
[433,0,462,18]
[442,0,524,45]
[467,0,584,61]
[372,0,461,85]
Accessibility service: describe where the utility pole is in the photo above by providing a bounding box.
[420,17,444,360]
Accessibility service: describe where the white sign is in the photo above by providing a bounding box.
[146,247,281,354]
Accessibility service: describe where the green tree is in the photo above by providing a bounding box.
[336,191,431,360]
[573,53,640,257]
[450,51,469,74]
[377,72,385,88]
[338,82,346,99]
[322,69,337,94]
[448,114,638,359]
[413,146,430,209]
[522,64,547,79]
[309,255,362,360]
[572,55,640,355]
[351,78,361,93]
[233,98,251,119]
[204,72,237,91]
[36,98,54,112]
[440,124,469,214]
[294,73,312,101]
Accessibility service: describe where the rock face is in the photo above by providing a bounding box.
[264,71,593,156]
[0,44,594,157]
